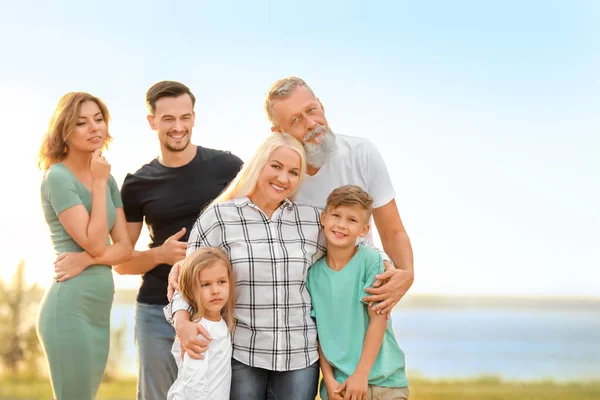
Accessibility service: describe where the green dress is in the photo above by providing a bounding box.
[37,163,122,400]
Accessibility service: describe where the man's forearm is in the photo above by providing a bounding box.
[114,248,163,275]
[382,231,413,274]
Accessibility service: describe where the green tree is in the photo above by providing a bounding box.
[0,260,42,376]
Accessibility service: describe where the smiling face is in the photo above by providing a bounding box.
[270,85,337,168]
[196,261,230,322]
[147,94,195,153]
[321,204,371,249]
[251,145,302,206]
[66,100,108,153]
[270,85,328,142]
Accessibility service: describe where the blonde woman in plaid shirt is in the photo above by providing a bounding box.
[165,133,326,399]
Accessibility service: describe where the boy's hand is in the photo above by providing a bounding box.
[335,373,368,400]
[324,376,344,400]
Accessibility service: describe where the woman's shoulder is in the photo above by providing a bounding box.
[289,201,322,218]
[42,163,74,187]
[198,199,237,220]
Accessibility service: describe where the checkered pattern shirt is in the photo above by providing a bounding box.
[164,197,326,371]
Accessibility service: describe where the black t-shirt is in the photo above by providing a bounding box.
[121,145,243,305]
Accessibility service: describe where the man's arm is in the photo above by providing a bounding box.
[363,199,414,314]
[113,223,187,275]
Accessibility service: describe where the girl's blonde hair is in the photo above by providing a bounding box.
[209,133,307,207]
[178,247,236,331]
[37,92,112,171]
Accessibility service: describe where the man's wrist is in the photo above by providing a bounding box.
[151,246,165,265]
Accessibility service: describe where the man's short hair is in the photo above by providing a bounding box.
[326,185,374,218]
[264,76,316,125]
[146,81,196,115]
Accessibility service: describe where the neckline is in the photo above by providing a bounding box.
[55,162,93,193]
[324,245,362,273]
[154,146,199,170]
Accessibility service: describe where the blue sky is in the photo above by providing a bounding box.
[0,0,598,296]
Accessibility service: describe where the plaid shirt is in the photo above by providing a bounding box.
[165,197,326,371]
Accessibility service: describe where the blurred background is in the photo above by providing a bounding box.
[1,0,598,398]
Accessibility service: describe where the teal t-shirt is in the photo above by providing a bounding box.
[41,162,123,255]
[306,246,407,399]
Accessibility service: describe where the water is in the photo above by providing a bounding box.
[392,306,600,381]
[111,301,600,381]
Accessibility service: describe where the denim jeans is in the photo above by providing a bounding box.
[230,358,319,400]
[135,302,178,400]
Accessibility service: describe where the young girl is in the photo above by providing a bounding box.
[167,247,236,400]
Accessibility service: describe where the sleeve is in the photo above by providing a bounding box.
[180,345,210,399]
[171,336,183,369]
[225,152,244,181]
[360,250,385,305]
[356,236,393,265]
[164,291,195,325]
[305,269,317,318]
[186,205,223,256]
[108,175,123,208]
[364,140,396,209]
[120,173,143,222]
[43,167,83,215]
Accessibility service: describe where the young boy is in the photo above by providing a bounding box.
[306,185,409,400]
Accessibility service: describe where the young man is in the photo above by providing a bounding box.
[306,185,408,400]
[116,81,243,400]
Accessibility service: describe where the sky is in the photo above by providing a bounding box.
[0,0,598,296]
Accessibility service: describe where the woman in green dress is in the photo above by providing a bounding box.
[36,92,132,400]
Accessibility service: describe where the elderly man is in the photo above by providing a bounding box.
[265,76,414,311]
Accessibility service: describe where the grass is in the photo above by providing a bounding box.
[2,376,600,400]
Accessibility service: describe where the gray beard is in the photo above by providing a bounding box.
[303,127,337,169]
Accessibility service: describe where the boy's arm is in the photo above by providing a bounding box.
[336,307,387,399]
[318,343,344,400]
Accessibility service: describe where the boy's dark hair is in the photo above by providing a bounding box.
[146,81,196,115]
[326,185,374,218]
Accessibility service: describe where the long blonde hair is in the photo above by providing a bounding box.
[37,92,112,171]
[178,247,236,331]
[209,133,307,207]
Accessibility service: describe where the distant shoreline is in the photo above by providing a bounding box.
[112,289,600,310]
